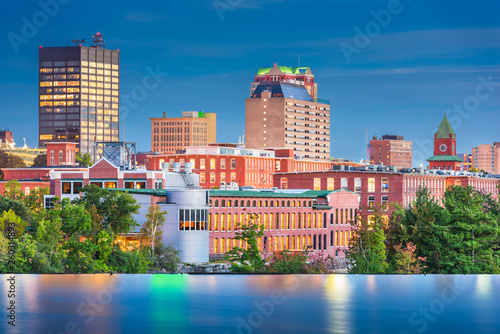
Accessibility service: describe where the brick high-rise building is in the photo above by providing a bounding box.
[370,135,412,168]
[0,129,13,146]
[245,65,331,161]
[38,33,120,156]
[150,111,216,154]
[472,143,500,174]
[251,65,318,99]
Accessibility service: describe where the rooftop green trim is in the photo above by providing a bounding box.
[436,114,456,139]
[426,155,462,162]
[256,66,310,75]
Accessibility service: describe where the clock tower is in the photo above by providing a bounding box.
[426,114,462,171]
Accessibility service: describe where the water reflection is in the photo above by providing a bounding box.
[1,274,500,334]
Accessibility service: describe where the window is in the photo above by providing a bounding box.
[381,196,389,210]
[200,173,205,183]
[354,178,361,192]
[368,196,375,208]
[221,173,226,183]
[58,151,64,164]
[49,150,55,165]
[104,182,117,189]
[327,178,334,190]
[230,172,236,183]
[210,159,216,169]
[381,178,389,192]
[200,159,205,169]
[341,178,348,190]
[179,209,208,231]
[231,159,236,169]
[313,178,321,191]
[220,159,226,169]
[44,195,55,209]
[210,173,216,183]
[368,178,375,192]
[280,178,288,189]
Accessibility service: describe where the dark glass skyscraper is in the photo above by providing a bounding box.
[39,39,120,156]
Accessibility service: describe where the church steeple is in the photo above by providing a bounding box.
[436,113,455,139]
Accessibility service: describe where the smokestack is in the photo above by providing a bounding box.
[163,112,166,118]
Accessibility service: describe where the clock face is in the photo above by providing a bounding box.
[439,144,447,152]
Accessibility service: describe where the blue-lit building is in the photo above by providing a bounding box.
[245,65,331,161]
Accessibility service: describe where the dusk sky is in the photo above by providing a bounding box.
[1,0,499,167]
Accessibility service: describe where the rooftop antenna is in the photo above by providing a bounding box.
[91,32,105,48]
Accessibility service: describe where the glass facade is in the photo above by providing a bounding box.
[39,46,120,156]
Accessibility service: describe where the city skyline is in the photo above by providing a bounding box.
[1,0,499,167]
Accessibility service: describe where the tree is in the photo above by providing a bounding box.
[346,205,388,274]
[75,185,140,237]
[267,250,308,274]
[3,180,24,200]
[35,217,64,268]
[388,187,449,274]
[32,154,47,167]
[76,153,93,167]
[393,242,426,274]
[140,204,167,255]
[0,196,28,224]
[0,151,26,180]
[225,213,266,273]
[23,186,49,214]
[0,209,26,239]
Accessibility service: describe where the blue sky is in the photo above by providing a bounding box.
[1,0,499,166]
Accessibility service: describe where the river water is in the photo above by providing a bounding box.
[1,274,499,334]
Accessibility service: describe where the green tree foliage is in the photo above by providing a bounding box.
[0,209,26,239]
[75,185,140,236]
[0,151,27,180]
[23,186,49,214]
[3,180,24,200]
[140,204,167,255]
[225,214,266,273]
[0,195,29,221]
[267,250,308,274]
[391,186,500,274]
[346,204,388,274]
[76,153,93,167]
[32,154,47,167]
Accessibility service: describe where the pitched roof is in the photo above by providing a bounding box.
[426,155,462,162]
[436,114,456,139]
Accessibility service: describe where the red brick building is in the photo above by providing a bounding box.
[370,135,412,168]
[273,169,499,209]
[140,146,334,189]
[208,189,360,258]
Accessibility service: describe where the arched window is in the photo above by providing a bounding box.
[221,200,225,208]
[313,234,317,250]
[228,200,232,208]
[303,200,307,207]
[264,200,268,207]
[240,200,244,207]
[234,200,238,208]
[247,200,250,207]
[330,231,334,246]
[215,199,219,207]
[281,200,285,207]
[341,178,348,190]
[252,200,257,207]
[318,234,322,250]
[354,178,361,192]
[323,234,327,250]
[287,201,290,207]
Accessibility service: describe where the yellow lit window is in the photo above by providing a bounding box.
[210,159,216,169]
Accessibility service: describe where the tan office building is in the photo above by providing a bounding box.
[245,78,330,161]
[150,111,216,154]
[472,143,500,174]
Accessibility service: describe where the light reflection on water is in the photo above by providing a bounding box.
[1,274,499,334]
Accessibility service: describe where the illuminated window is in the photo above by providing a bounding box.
[368,178,375,192]
[220,159,226,169]
[230,172,236,183]
[368,196,375,208]
[200,159,205,169]
[210,159,216,169]
[210,173,216,183]
[327,178,334,190]
[314,178,321,190]
[221,173,226,183]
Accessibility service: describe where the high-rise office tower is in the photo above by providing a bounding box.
[38,33,120,156]
[245,64,330,161]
